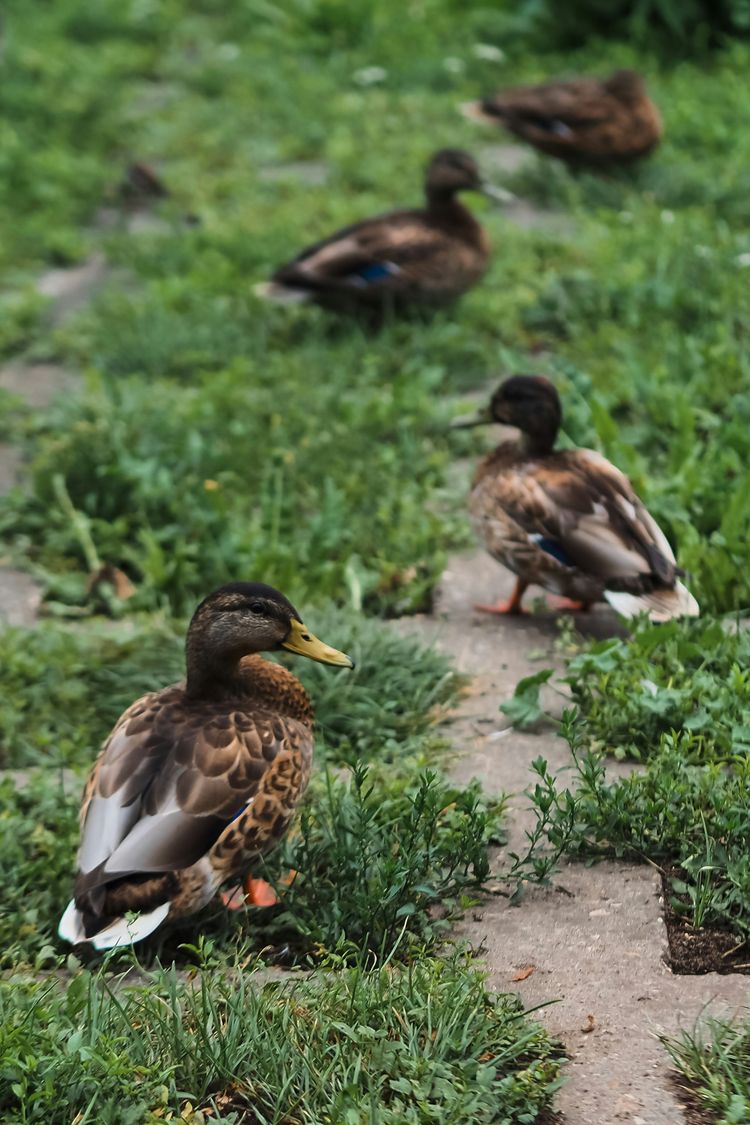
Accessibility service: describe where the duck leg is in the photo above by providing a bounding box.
[475,578,528,615]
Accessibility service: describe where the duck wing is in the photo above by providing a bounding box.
[481,77,611,134]
[271,209,472,295]
[74,686,304,908]
[495,448,677,586]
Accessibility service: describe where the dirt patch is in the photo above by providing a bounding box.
[662,868,750,975]
[667,1073,718,1125]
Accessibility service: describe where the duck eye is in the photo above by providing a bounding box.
[249,601,265,614]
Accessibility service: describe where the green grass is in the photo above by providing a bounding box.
[0,952,562,1124]
[664,1016,750,1124]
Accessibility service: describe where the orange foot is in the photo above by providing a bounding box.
[220,870,297,911]
[545,595,592,613]
[474,578,528,616]
[474,598,528,616]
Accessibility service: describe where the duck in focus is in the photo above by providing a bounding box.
[455,376,698,620]
[462,70,662,164]
[58,583,353,950]
[255,149,494,314]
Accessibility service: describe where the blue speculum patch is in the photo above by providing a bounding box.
[355,262,396,283]
[531,534,574,567]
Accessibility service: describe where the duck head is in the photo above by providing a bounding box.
[453,375,562,455]
[186,581,353,694]
[603,69,646,103]
[425,148,506,204]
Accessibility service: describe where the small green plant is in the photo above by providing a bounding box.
[512,710,750,936]
[500,669,554,731]
[564,618,750,762]
[258,762,504,959]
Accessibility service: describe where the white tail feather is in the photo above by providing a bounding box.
[459,100,492,124]
[604,581,699,622]
[58,898,87,944]
[253,281,311,304]
[58,899,171,949]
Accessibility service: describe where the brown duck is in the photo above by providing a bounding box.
[455,376,698,619]
[58,582,353,949]
[463,70,662,164]
[255,149,493,313]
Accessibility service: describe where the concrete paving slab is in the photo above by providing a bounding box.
[0,443,21,493]
[0,568,42,627]
[477,143,532,176]
[393,548,749,1124]
[0,361,78,409]
[503,199,576,236]
[36,254,110,324]
[258,160,329,186]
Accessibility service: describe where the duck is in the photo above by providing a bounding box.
[454,376,698,620]
[58,582,353,950]
[462,70,662,164]
[255,149,494,314]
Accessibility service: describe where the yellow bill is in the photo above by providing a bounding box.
[282,618,354,668]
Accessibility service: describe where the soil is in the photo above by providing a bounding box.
[662,868,750,975]
[667,1074,718,1125]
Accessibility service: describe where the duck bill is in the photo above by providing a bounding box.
[480,182,515,204]
[450,404,493,429]
[282,618,354,668]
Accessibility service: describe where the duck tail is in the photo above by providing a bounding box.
[253,281,311,304]
[58,898,171,950]
[459,99,496,124]
[604,581,699,622]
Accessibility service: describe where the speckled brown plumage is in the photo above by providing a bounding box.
[468,70,661,164]
[258,149,490,314]
[73,660,314,930]
[465,377,698,619]
[59,582,352,947]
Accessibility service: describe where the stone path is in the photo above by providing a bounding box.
[0,263,91,627]
[476,142,575,235]
[394,549,748,1125]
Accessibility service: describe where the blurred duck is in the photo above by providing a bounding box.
[58,582,353,950]
[455,376,698,620]
[462,70,662,164]
[255,149,496,313]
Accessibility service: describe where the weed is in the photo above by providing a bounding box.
[563,617,750,762]
[513,707,750,936]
